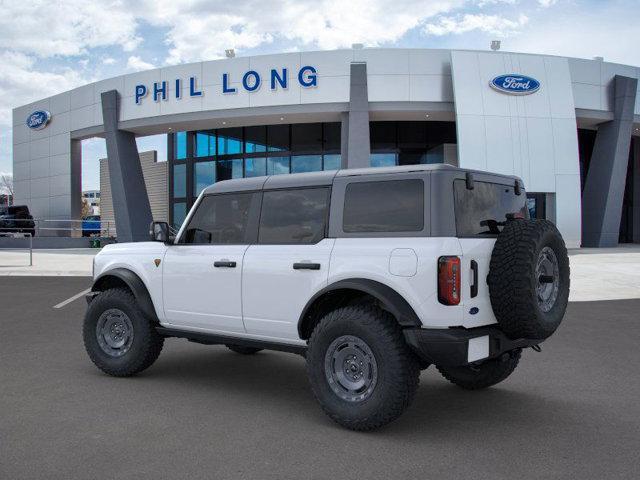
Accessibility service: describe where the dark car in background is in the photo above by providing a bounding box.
[82,215,101,237]
[0,205,36,237]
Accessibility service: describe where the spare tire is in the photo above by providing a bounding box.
[488,219,570,340]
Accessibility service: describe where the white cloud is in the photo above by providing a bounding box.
[424,13,528,36]
[126,56,156,72]
[0,51,87,125]
[538,0,557,7]
[134,0,465,64]
[102,57,116,65]
[0,0,141,57]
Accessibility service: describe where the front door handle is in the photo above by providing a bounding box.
[293,262,321,270]
[214,260,237,268]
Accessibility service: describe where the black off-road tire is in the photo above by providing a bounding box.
[83,288,164,377]
[437,349,522,390]
[306,304,420,431]
[488,219,570,340]
[226,344,263,355]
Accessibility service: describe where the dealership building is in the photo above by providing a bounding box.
[11,48,640,248]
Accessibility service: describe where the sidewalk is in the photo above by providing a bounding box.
[1,245,639,301]
[0,248,96,276]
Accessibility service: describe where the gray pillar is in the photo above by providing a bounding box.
[582,75,638,247]
[633,139,640,243]
[345,62,370,169]
[101,90,153,242]
[340,112,349,169]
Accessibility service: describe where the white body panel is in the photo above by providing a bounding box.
[458,238,499,328]
[161,244,248,334]
[241,239,335,340]
[328,237,469,329]
[92,241,168,321]
[92,234,500,345]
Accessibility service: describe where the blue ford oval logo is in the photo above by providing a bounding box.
[26,110,51,130]
[490,74,540,95]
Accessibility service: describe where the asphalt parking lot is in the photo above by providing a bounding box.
[1,277,639,479]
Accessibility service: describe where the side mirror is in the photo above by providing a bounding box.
[150,221,170,243]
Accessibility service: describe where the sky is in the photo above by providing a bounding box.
[0,0,639,191]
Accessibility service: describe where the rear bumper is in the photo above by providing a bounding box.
[403,326,541,367]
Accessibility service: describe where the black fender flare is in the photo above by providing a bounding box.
[297,278,422,338]
[92,268,159,322]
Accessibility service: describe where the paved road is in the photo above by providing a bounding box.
[1,277,639,479]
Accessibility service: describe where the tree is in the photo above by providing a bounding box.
[81,198,92,218]
[0,173,13,206]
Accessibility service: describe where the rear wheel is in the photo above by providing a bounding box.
[83,288,164,376]
[306,304,420,431]
[226,344,263,355]
[437,349,521,390]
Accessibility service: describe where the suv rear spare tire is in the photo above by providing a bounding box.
[488,219,570,340]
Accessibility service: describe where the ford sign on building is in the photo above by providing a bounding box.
[490,74,541,95]
[11,48,640,247]
[26,110,51,130]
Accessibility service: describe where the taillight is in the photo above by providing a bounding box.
[438,256,461,305]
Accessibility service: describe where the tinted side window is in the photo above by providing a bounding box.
[343,180,424,233]
[454,180,529,236]
[181,193,254,244]
[259,188,329,244]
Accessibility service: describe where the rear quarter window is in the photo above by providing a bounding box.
[454,180,529,237]
[343,179,424,233]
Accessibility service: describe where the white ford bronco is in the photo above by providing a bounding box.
[84,164,569,430]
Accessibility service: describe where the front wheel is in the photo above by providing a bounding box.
[306,305,420,431]
[83,288,164,377]
[436,349,522,390]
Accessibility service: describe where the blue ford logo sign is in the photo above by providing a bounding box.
[490,74,540,95]
[26,110,51,130]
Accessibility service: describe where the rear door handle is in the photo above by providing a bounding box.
[470,260,478,298]
[214,260,236,268]
[293,262,321,270]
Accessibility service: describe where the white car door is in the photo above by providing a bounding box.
[242,187,333,341]
[163,191,260,334]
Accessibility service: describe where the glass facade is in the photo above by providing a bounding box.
[168,122,342,227]
[369,121,457,166]
[168,120,457,228]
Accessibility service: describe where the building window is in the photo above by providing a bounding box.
[267,156,290,175]
[323,154,341,171]
[174,131,187,160]
[168,123,341,220]
[218,127,243,155]
[172,202,187,230]
[291,155,322,173]
[371,153,397,168]
[245,157,267,177]
[245,126,267,153]
[195,131,216,157]
[217,159,243,181]
[173,163,187,197]
[267,124,289,152]
[194,161,215,196]
[369,121,456,166]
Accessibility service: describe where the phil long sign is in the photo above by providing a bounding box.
[135,66,318,105]
[490,74,540,95]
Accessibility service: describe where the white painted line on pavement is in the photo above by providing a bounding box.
[53,288,91,309]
